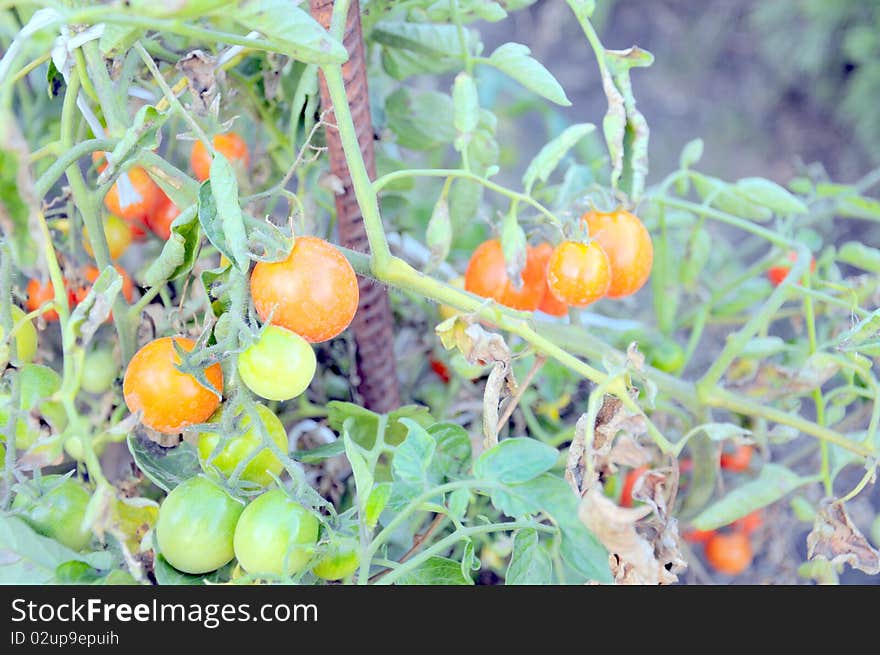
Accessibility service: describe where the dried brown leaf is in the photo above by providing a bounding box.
[806,500,880,575]
[175,50,220,114]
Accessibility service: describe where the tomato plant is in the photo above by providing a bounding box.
[1,0,878,590]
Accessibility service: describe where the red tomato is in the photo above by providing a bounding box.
[720,444,753,472]
[429,358,451,384]
[705,532,752,576]
[766,252,817,287]
[620,465,648,508]
[531,243,569,317]
[464,240,546,311]
[190,132,250,182]
[147,191,180,240]
[682,528,716,545]
[732,511,763,535]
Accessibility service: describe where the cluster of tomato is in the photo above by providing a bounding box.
[463,208,653,316]
[618,444,759,578]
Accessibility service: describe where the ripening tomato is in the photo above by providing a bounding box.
[531,243,569,317]
[237,326,316,402]
[250,236,359,343]
[83,213,133,260]
[190,132,250,182]
[546,241,611,307]
[620,465,648,508]
[102,166,161,234]
[26,278,71,322]
[704,532,752,576]
[156,476,244,574]
[682,528,716,545]
[197,403,289,488]
[732,511,763,535]
[767,252,817,287]
[74,265,135,305]
[233,489,320,577]
[720,444,753,472]
[80,348,119,395]
[0,306,38,368]
[646,337,686,373]
[312,537,360,581]
[146,191,180,241]
[583,209,653,298]
[12,475,92,551]
[122,336,223,434]
[464,240,546,311]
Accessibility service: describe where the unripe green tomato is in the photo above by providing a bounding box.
[156,476,244,574]
[312,537,360,581]
[197,403,289,488]
[0,306,38,369]
[233,489,320,577]
[63,435,106,462]
[871,515,880,549]
[12,475,92,551]
[237,326,316,402]
[0,402,40,451]
[647,338,685,373]
[81,348,119,394]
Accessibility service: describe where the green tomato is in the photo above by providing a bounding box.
[197,403,289,488]
[81,348,119,395]
[12,475,92,551]
[312,537,360,581]
[871,515,880,549]
[237,326,316,402]
[647,338,685,373]
[0,306,38,369]
[0,400,40,451]
[233,489,319,577]
[155,476,244,574]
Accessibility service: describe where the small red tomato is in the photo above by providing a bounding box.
[732,511,763,535]
[531,243,569,317]
[682,528,716,545]
[705,532,752,576]
[429,358,451,384]
[720,444,753,472]
[190,132,250,182]
[26,278,70,322]
[147,191,180,240]
[767,252,817,287]
[620,465,648,508]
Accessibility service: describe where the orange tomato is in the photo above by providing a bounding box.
[74,265,135,305]
[767,252,817,287]
[704,532,752,576]
[720,444,753,472]
[190,132,250,182]
[531,243,569,317]
[546,240,611,307]
[103,167,161,238]
[250,236,359,343]
[122,336,223,434]
[26,278,71,322]
[620,465,648,508]
[731,511,763,535]
[147,191,180,241]
[583,209,653,298]
[464,240,546,311]
[682,528,716,545]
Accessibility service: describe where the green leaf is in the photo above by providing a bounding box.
[692,464,805,531]
[428,422,472,480]
[740,336,788,359]
[691,422,751,443]
[679,434,718,520]
[486,42,570,106]
[291,439,345,464]
[0,120,41,270]
[208,154,248,270]
[385,88,456,150]
[344,427,374,515]
[446,487,471,521]
[500,211,527,283]
[506,528,553,584]
[679,138,704,169]
[18,363,61,410]
[392,419,437,489]
[394,556,473,585]
[153,553,233,585]
[522,123,595,193]
[735,177,807,215]
[372,21,475,59]
[99,23,138,56]
[425,194,452,267]
[364,483,392,530]
[692,173,772,222]
[838,241,880,274]
[234,0,347,64]
[715,278,772,316]
[452,72,479,136]
[474,438,559,484]
[0,515,113,584]
[143,203,200,286]
[838,194,880,221]
[126,434,201,493]
[380,46,459,81]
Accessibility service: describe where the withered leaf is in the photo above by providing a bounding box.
[806,500,880,575]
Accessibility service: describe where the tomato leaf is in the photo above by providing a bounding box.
[428,422,472,481]
[385,88,456,150]
[474,437,559,484]
[392,419,437,489]
[679,434,718,520]
[425,194,452,268]
[372,21,476,59]
[0,118,42,272]
[364,483,393,530]
[234,0,346,64]
[394,556,474,585]
[207,154,248,270]
[837,241,880,274]
[452,72,480,137]
[143,203,201,286]
[679,138,704,170]
[126,434,201,493]
[486,42,570,106]
[735,177,808,215]
[692,463,806,531]
[506,528,553,584]
[522,123,595,194]
[343,426,374,517]
[692,173,773,222]
[291,439,345,464]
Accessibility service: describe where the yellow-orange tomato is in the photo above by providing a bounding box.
[464,240,546,311]
[704,532,753,576]
[531,243,569,317]
[147,191,180,241]
[83,214,133,260]
[190,132,250,182]
[103,167,161,238]
[123,336,223,434]
[546,241,611,307]
[583,209,653,298]
[250,236,359,343]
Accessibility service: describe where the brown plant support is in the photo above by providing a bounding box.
[309,0,401,413]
